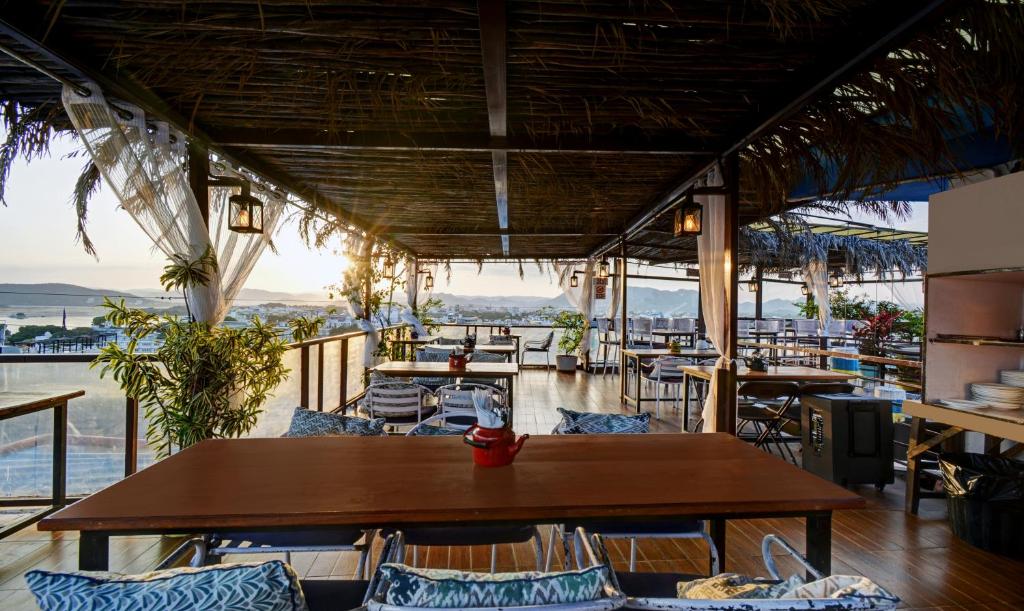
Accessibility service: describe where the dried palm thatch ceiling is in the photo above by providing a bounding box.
[0,1,1020,261]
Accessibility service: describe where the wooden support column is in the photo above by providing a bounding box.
[754,267,764,320]
[187,141,210,227]
[618,240,629,398]
[714,153,740,435]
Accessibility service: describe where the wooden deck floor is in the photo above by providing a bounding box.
[2,369,1023,610]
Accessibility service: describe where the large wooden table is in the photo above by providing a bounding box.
[372,361,520,408]
[40,434,863,574]
[903,400,1024,514]
[620,348,719,412]
[678,366,854,432]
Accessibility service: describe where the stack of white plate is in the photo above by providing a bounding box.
[970,382,1024,410]
[999,370,1024,387]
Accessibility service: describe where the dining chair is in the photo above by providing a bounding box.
[595,318,619,376]
[521,331,554,367]
[640,356,690,420]
[548,408,716,573]
[468,349,509,386]
[587,531,897,610]
[434,382,506,429]
[367,530,624,611]
[736,381,801,462]
[669,318,696,347]
[652,316,670,331]
[631,317,654,347]
[363,382,437,430]
[411,347,457,390]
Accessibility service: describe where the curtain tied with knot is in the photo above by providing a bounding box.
[698,163,732,433]
[801,260,831,334]
[61,83,284,325]
[341,239,379,367]
[554,260,596,361]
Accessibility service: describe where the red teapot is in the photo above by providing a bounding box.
[463,424,529,467]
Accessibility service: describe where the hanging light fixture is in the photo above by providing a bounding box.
[424,272,434,290]
[597,258,610,278]
[228,183,264,234]
[569,271,579,288]
[801,285,810,296]
[747,280,759,292]
[382,257,396,280]
[673,195,702,237]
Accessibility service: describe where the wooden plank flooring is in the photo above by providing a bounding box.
[2,369,1022,609]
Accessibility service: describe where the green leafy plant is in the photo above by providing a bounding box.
[893,308,924,341]
[92,250,292,458]
[412,297,444,334]
[288,313,326,343]
[551,310,587,356]
[160,245,218,322]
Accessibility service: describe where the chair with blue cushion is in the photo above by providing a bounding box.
[362,381,437,431]
[548,408,718,574]
[435,382,505,430]
[384,423,544,572]
[467,349,509,388]
[202,408,382,575]
[366,530,625,611]
[412,347,457,390]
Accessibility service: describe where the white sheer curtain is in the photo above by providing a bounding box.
[401,257,437,336]
[606,261,622,321]
[698,164,728,433]
[802,260,831,333]
[555,260,596,360]
[62,84,283,325]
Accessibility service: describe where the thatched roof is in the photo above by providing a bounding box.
[1,1,1020,260]
[627,217,927,277]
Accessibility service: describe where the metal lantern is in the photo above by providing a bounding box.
[382,257,397,280]
[424,273,434,290]
[228,184,264,234]
[673,198,703,237]
[597,258,610,278]
[801,284,810,296]
[747,280,759,292]
[569,272,579,288]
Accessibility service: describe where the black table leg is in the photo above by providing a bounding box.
[79,532,110,570]
[682,373,691,432]
[805,512,832,578]
[709,519,726,574]
[632,354,642,414]
[507,376,515,417]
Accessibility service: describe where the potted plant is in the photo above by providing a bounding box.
[853,310,899,381]
[551,311,587,373]
[92,249,303,458]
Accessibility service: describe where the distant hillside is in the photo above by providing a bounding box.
[0,283,149,307]
[130,287,329,304]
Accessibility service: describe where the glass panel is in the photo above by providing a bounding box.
[346,336,365,403]
[249,347,302,438]
[320,340,342,410]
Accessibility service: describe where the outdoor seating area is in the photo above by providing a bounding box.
[1,1,1023,610]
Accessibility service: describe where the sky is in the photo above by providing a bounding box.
[0,131,925,303]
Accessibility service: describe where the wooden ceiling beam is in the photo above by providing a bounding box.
[478,0,510,256]
[214,128,711,156]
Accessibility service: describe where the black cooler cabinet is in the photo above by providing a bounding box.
[801,393,895,489]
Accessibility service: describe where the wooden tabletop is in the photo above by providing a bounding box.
[40,433,863,533]
[680,365,854,382]
[373,361,519,378]
[0,390,85,419]
[622,348,718,359]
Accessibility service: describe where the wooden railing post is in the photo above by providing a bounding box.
[52,401,67,507]
[340,337,349,412]
[124,397,138,477]
[299,345,310,408]
[316,344,325,411]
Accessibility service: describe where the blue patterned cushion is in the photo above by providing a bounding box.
[376,564,609,608]
[408,423,464,436]
[555,407,650,434]
[26,560,307,611]
[413,350,456,388]
[284,407,387,437]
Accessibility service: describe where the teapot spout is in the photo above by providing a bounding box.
[510,433,530,457]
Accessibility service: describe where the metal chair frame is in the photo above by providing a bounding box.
[521,331,555,367]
